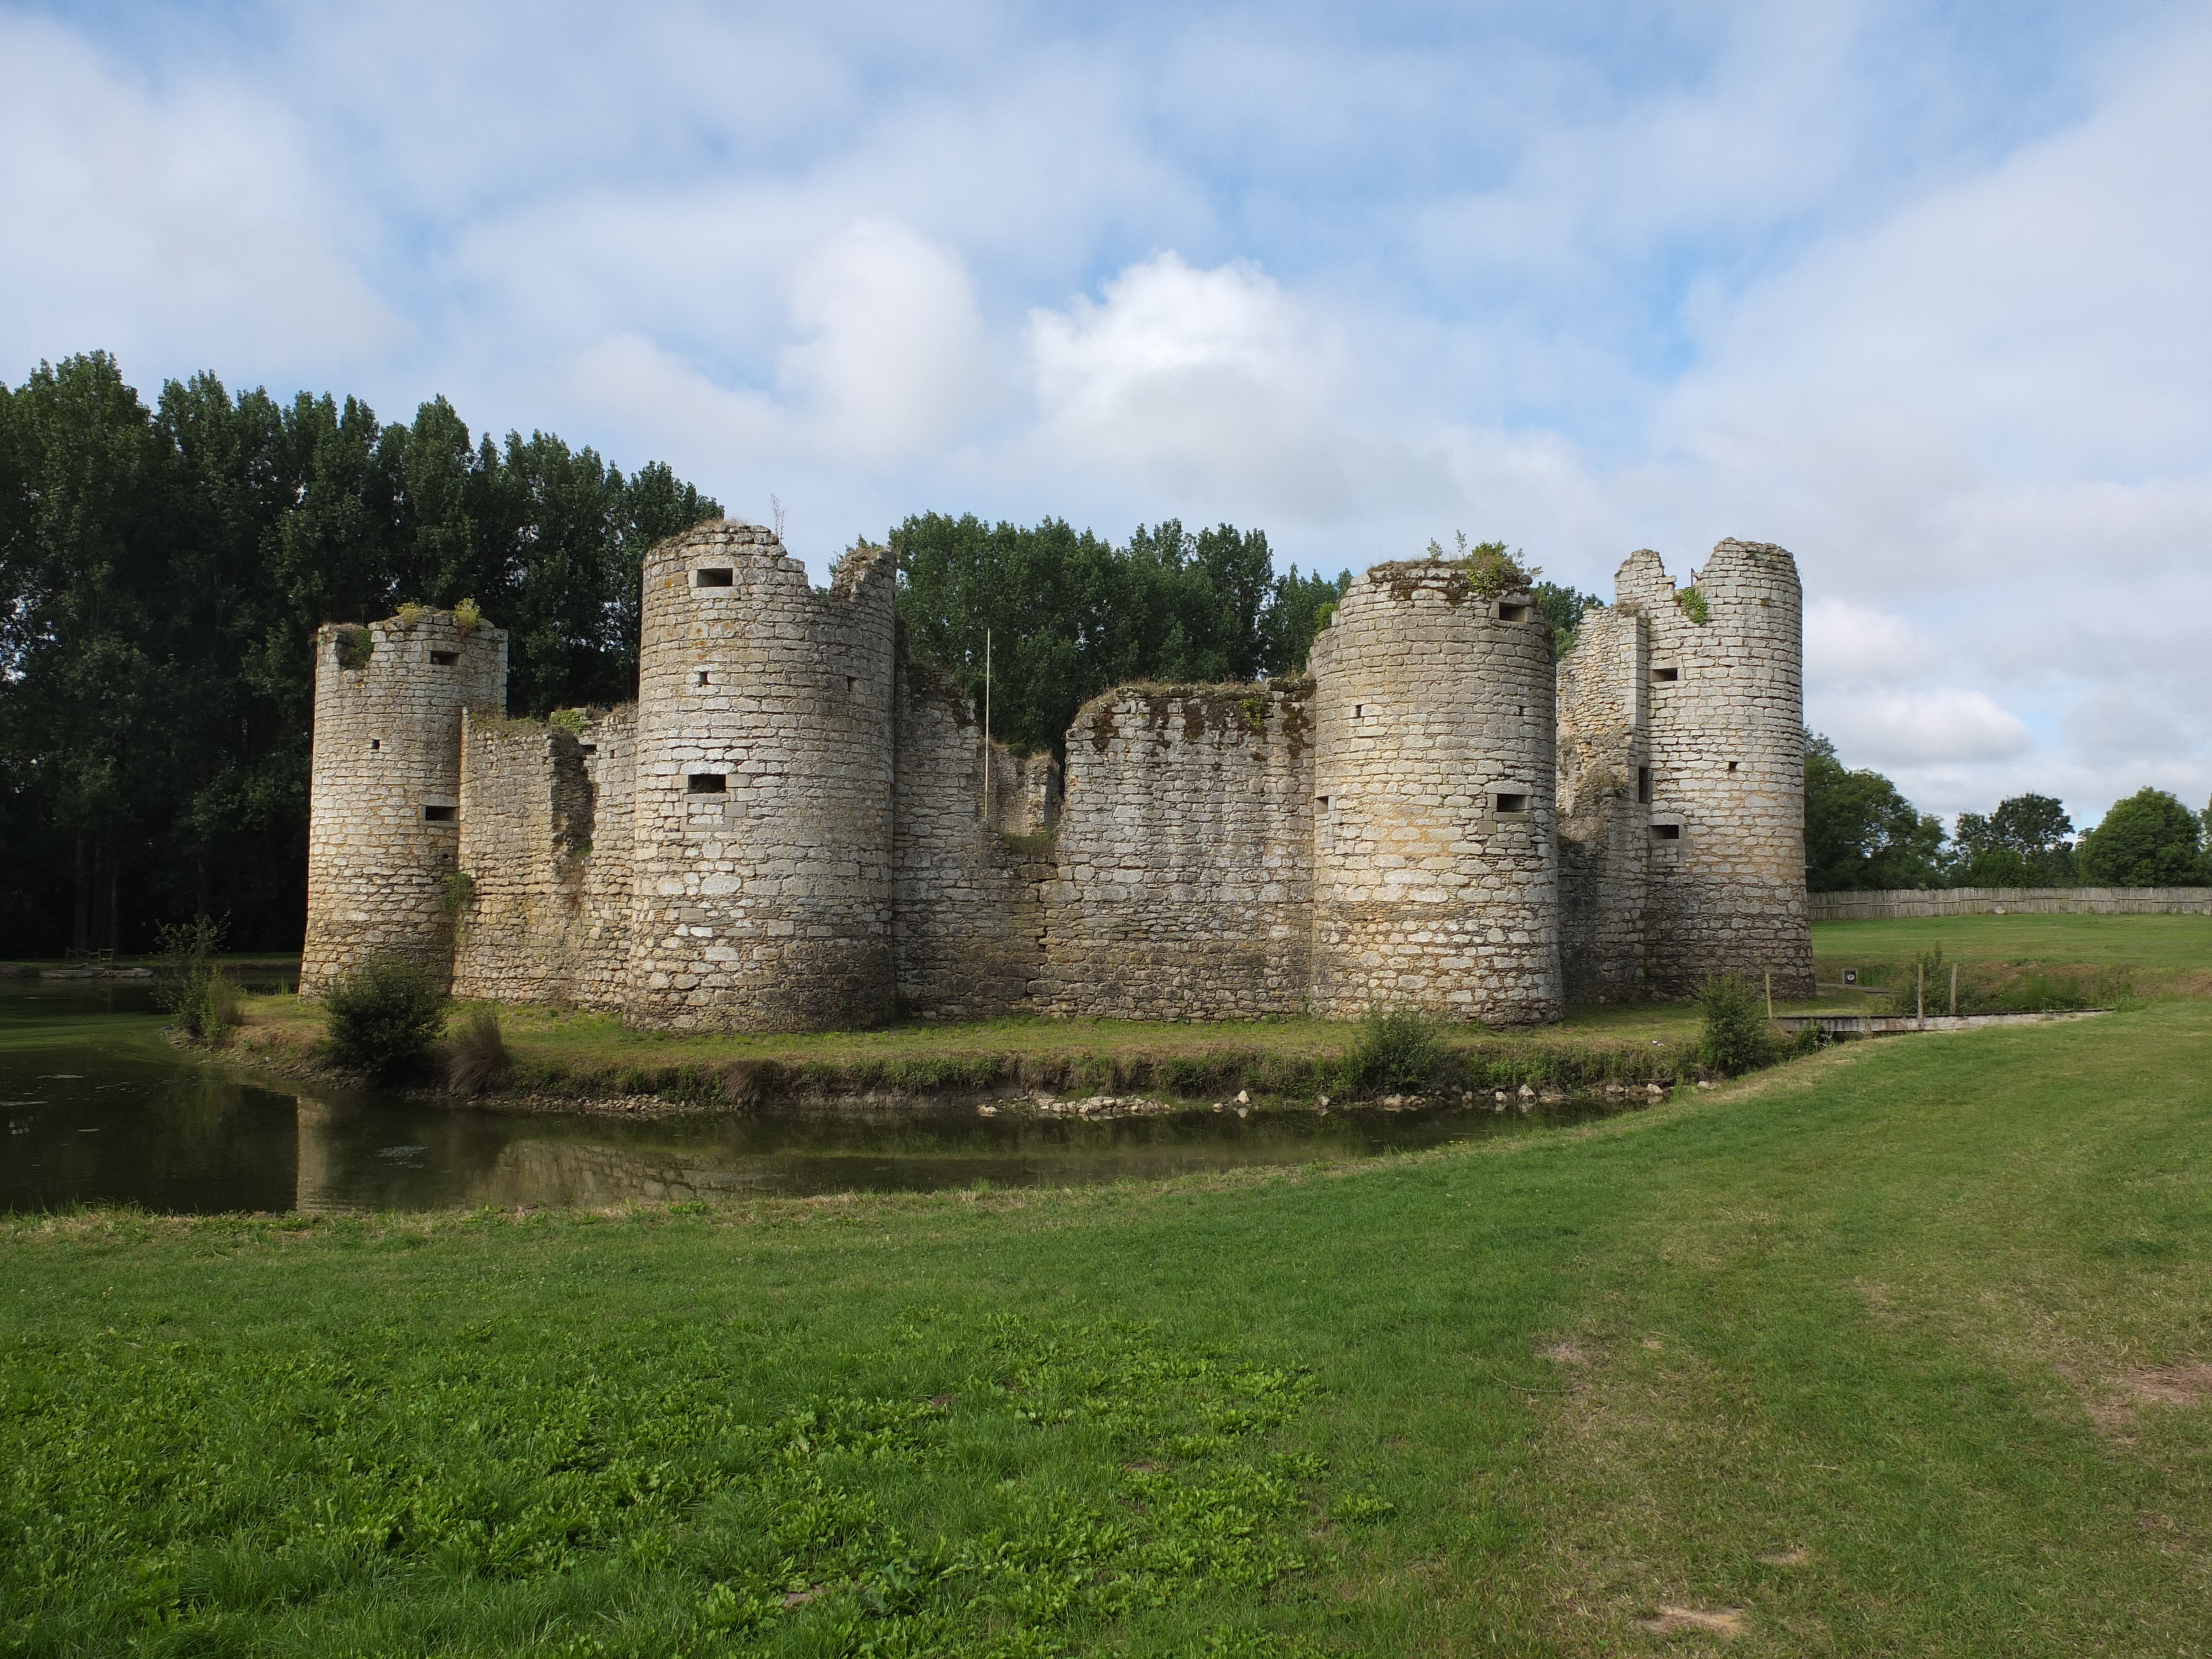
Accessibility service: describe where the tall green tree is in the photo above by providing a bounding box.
[0,354,717,954]
[1952,792,2078,886]
[2077,787,2205,886]
[1803,732,1948,891]
[891,513,1349,755]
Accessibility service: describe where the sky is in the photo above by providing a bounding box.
[4,0,2208,833]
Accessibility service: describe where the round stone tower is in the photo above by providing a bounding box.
[1307,560,1561,1025]
[1618,538,1814,997]
[301,608,507,993]
[625,520,898,1031]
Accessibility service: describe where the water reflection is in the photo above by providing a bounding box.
[4,978,1589,1215]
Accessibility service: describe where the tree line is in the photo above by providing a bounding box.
[1804,732,2212,891]
[890,513,1355,754]
[1,353,721,956]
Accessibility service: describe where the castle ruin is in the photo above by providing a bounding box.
[300,525,1814,1027]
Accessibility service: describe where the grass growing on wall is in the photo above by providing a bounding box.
[6,1003,2211,1652]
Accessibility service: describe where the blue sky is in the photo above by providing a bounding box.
[4,0,2208,829]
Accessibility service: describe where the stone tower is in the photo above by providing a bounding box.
[624,520,899,1031]
[1618,539,1814,997]
[1307,560,1561,1025]
[300,608,507,993]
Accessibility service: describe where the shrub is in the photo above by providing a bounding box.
[325,957,448,1079]
[1696,972,1775,1074]
[1339,1009,1444,1095]
[446,1005,511,1095]
[153,915,238,1043]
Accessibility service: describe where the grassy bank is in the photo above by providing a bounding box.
[231,996,1745,1109]
[8,1001,2210,1653]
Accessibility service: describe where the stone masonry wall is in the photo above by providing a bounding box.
[571,704,639,1004]
[1308,563,1560,1025]
[1811,886,2212,920]
[892,651,1050,1019]
[1621,541,1814,997]
[450,705,636,1007]
[1554,603,1651,1001]
[305,540,1817,1026]
[624,524,898,1031]
[1036,681,1316,1019]
[301,610,506,993]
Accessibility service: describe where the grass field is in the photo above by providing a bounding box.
[8,993,2210,1653]
[1812,910,2212,970]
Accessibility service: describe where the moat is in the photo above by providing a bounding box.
[2,978,1580,1215]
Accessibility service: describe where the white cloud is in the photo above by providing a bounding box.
[0,13,400,382]
[1025,254,1357,514]
[780,221,1000,464]
[1803,598,1939,685]
[1812,688,2034,768]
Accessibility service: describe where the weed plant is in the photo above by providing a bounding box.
[1696,971,1776,1074]
[324,957,447,1079]
[1338,1009,1444,1095]
[152,915,238,1043]
[446,1004,511,1095]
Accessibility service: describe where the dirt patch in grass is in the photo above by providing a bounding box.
[1635,1604,1745,1637]
[2086,1362,2212,1431]
[2117,1362,2212,1405]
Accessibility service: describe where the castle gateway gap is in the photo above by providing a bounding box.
[300,525,1814,1030]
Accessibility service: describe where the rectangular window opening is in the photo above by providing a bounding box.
[686,773,728,795]
[580,744,597,756]
[1727,760,1739,772]
[1498,603,1530,623]
[1315,796,1329,809]
[429,650,458,666]
[1494,792,1530,815]
[1651,823,1682,841]
[1652,666,1679,683]
[693,567,734,587]
[369,738,380,752]
[846,676,857,692]
[1636,765,1651,804]
[423,804,456,823]
[696,671,709,686]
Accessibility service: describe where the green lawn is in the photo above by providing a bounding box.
[1813,910,2212,970]
[8,1002,2210,1653]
